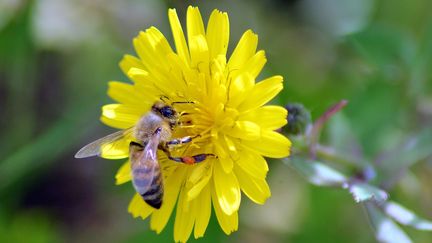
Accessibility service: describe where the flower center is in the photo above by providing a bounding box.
[171,96,240,157]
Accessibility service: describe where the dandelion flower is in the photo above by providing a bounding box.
[103,6,291,242]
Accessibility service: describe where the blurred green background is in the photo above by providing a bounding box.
[1,0,431,242]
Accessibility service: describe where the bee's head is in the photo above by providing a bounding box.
[152,101,177,119]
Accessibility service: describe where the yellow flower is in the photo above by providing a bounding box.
[102,6,291,242]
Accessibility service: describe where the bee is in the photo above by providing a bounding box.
[75,101,214,209]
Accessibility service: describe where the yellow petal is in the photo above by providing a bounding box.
[159,155,178,180]
[227,72,254,107]
[193,184,211,239]
[119,54,145,78]
[133,33,153,69]
[187,162,209,185]
[146,27,173,57]
[187,162,212,201]
[214,136,233,173]
[126,68,162,92]
[210,55,227,83]
[236,151,268,180]
[219,155,234,174]
[174,186,195,243]
[115,161,131,185]
[132,30,184,96]
[165,53,193,95]
[234,164,271,204]
[240,105,288,130]
[108,79,157,111]
[227,29,258,70]
[213,135,228,159]
[127,67,149,79]
[107,81,144,106]
[211,183,238,235]
[239,50,266,79]
[127,65,181,98]
[168,8,190,65]
[189,34,209,73]
[227,120,261,141]
[126,67,176,97]
[128,193,154,219]
[134,82,161,103]
[242,130,291,158]
[224,135,236,152]
[151,167,187,233]
[238,75,283,112]
[213,162,241,215]
[100,104,142,129]
[186,6,205,44]
[206,9,229,60]
[133,28,173,72]
[146,27,179,75]
[107,81,134,102]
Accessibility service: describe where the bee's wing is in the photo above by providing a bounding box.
[131,131,162,194]
[75,127,134,158]
[142,130,161,162]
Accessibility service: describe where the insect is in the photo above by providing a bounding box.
[75,101,214,209]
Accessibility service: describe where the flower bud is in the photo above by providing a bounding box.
[283,103,311,135]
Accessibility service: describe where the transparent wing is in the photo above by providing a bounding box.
[75,127,134,158]
[142,131,161,162]
[131,131,162,194]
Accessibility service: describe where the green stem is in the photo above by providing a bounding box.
[292,136,369,169]
[315,144,369,167]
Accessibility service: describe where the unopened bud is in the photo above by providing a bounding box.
[283,103,311,135]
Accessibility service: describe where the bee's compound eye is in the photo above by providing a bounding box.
[161,106,175,118]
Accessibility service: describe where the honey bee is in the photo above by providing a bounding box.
[75,101,214,209]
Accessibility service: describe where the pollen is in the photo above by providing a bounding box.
[182,156,195,164]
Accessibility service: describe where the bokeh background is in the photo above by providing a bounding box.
[1,0,432,242]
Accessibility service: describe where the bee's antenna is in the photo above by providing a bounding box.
[160,95,170,103]
[171,101,195,106]
[159,94,195,107]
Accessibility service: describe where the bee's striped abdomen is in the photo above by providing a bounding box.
[132,165,164,209]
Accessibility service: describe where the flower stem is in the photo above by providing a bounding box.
[293,137,369,169]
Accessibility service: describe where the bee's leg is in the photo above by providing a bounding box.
[159,143,216,164]
[166,136,192,146]
[177,120,193,126]
[176,111,193,126]
[166,134,200,146]
[167,153,216,165]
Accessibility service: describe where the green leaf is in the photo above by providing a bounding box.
[346,25,416,69]
[327,113,359,152]
[0,104,101,193]
[283,157,347,186]
[382,201,432,231]
[346,182,388,203]
[0,210,61,243]
[409,20,432,96]
[380,128,432,176]
[284,158,388,203]
[366,202,412,243]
